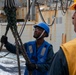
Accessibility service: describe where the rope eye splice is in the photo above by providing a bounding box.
[2,0,32,75]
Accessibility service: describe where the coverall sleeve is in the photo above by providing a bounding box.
[48,48,69,75]
[37,45,54,72]
[4,42,27,54]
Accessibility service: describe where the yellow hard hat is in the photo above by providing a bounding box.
[69,2,76,10]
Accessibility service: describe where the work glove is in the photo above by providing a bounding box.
[26,63,38,71]
[1,35,8,44]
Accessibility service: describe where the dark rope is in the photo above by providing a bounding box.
[3,0,32,75]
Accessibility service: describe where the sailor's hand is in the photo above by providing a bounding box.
[1,35,8,44]
[26,63,38,71]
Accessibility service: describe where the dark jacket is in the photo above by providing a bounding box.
[48,48,69,75]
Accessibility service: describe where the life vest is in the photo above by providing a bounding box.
[61,38,76,75]
[24,40,51,75]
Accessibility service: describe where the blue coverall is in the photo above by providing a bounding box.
[4,40,54,75]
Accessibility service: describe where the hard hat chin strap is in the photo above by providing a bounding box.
[37,30,45,40]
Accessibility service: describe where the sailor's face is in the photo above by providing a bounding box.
[72,10,76,32]
[33,27,44,39]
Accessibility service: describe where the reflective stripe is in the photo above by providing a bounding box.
[41,47,46,56]
[29,45,33,53]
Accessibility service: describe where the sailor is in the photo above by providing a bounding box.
[48,2,76,75]
[1,22,54,75]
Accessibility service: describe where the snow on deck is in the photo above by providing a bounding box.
[0,51,26,75]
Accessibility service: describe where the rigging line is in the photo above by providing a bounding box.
[16,41,21,75]
[60,0,65,14]
[10,26,32,75]
[68,0,73,6]
[0,0,15,56]
[18,11,30,37]
[4,0,28,70]
[0,0,11,52]
[0,52,10,58]
[60,0,68,15]
[36,2,46,23]
[18,0,36,37]
[12,0,15,6]
[10,0,15,7]
[11,28,21,75]
[65,0,68,11]
[36,1,57,26]
[9,0,15,7]
[49,0,58,26]
[8,0,11,7]
[10,13,32,74]
[0,0,22,75]
[60,0,64,13]
[60,0,72,16]
[7,0,10,8]
[0,0,14,54]
[11,28,22,75]
[0,0,31,75]
[37,0,57,26]
[13,27,31,63]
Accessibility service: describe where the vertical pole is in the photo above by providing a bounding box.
[62,33,66,44]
